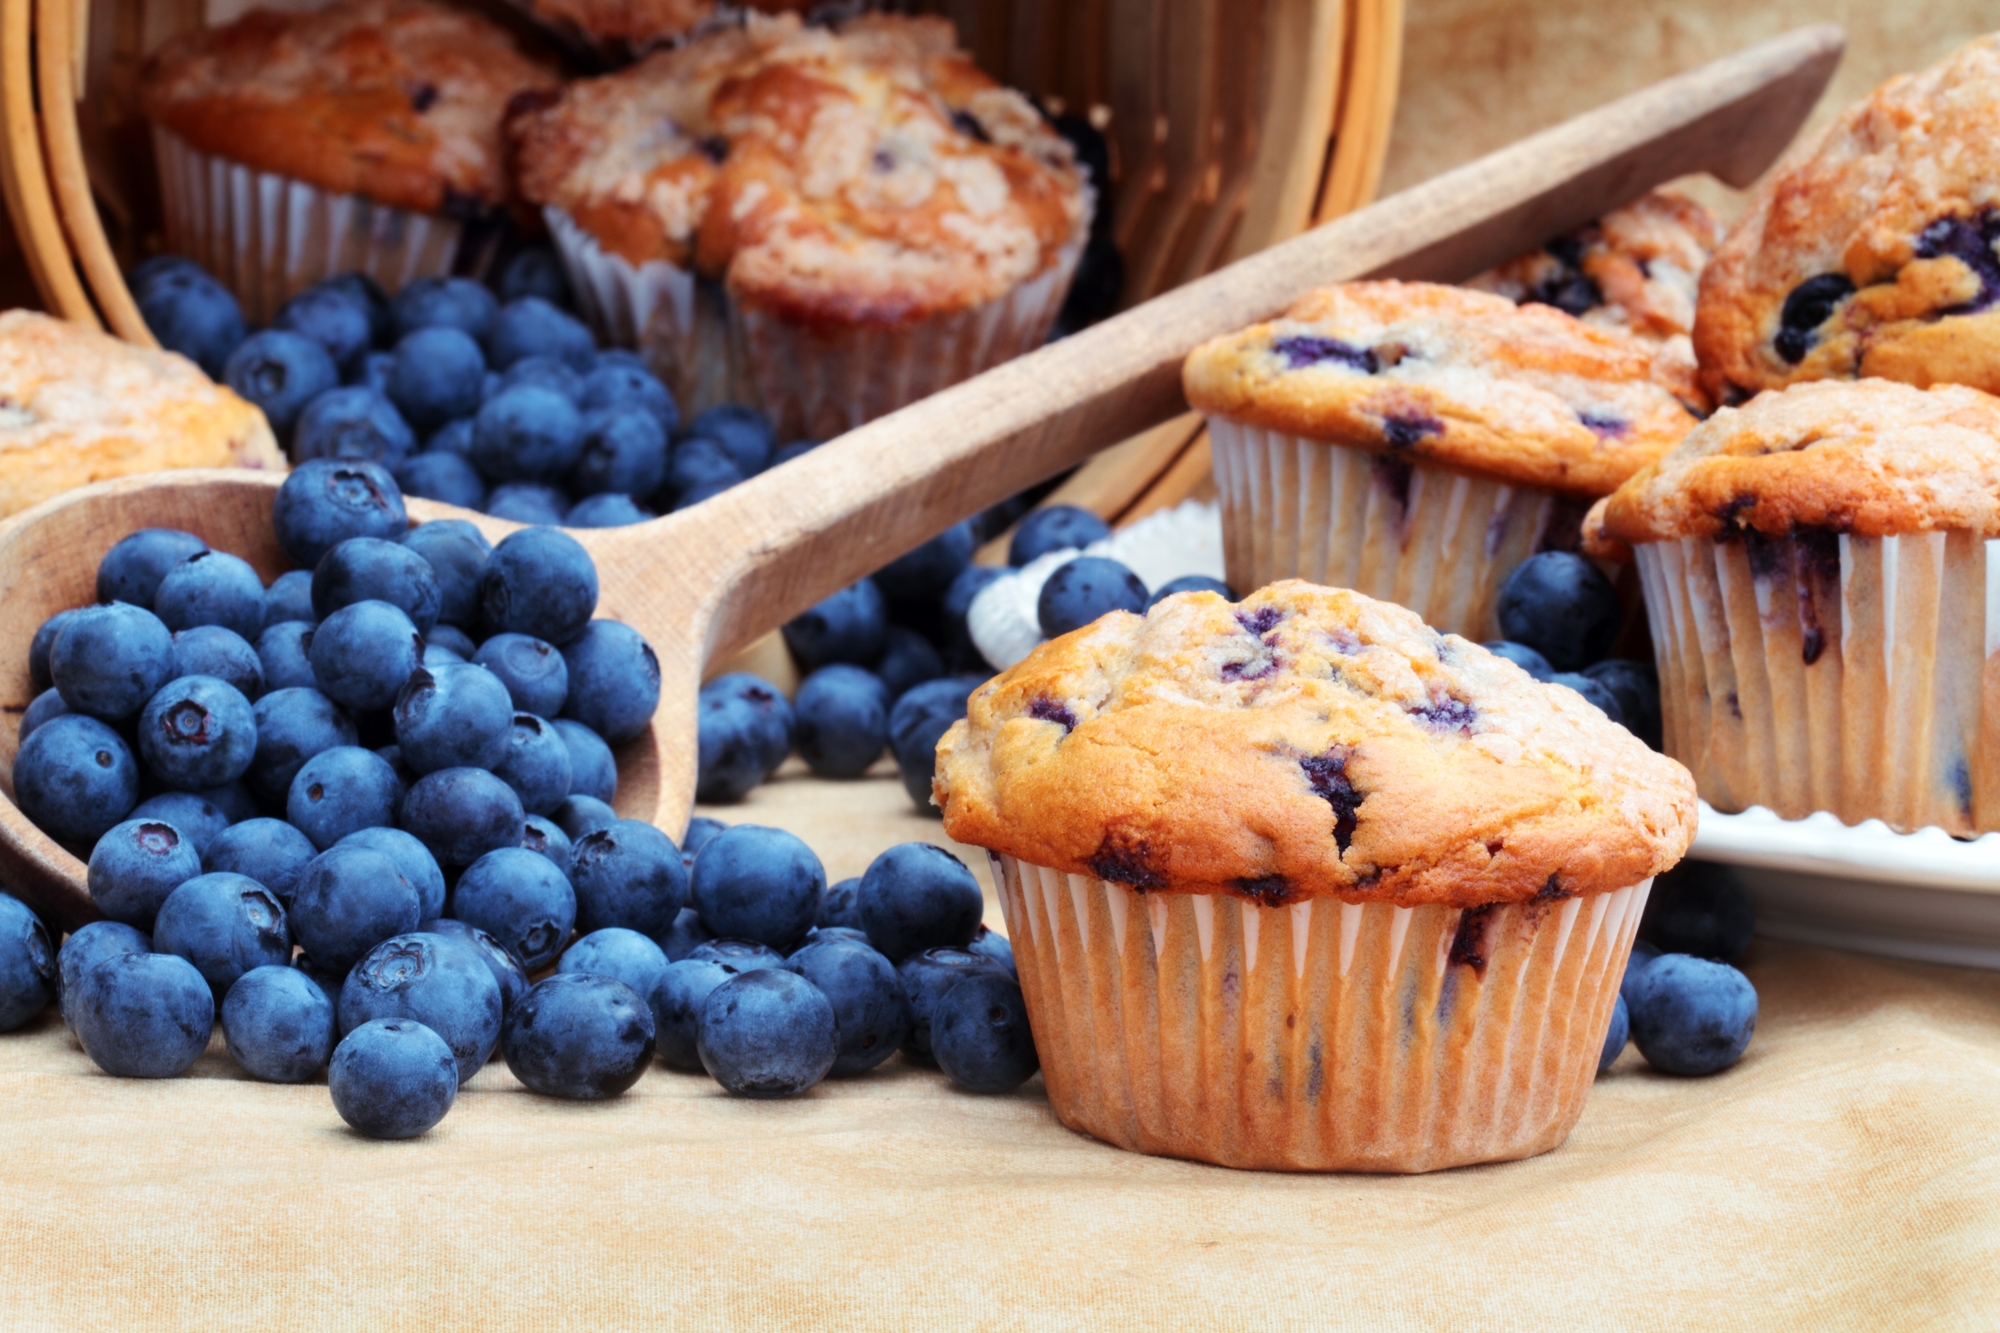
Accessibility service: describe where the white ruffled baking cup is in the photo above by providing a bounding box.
[1636,530,2000,836]
[152,129,474,324]
[990,853,1647,1173]
[1208,417,1582,641]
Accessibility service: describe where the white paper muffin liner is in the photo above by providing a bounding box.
[990,853,1647,1173]
[1208,418,1586,641]
[1635,530,2000,835]
[153,129,477,324]
[547,205,1085,439]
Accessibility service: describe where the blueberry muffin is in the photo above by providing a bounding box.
[1695,35,2000,404]
[510,11,1091,436]
[1595,377,2000,835]
[514,0,807,59]
[934,579,1696,1172]
[0,311,283,518]
[1183,281,1702,639]
[140,0,561,320]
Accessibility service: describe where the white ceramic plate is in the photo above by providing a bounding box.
[1692,803,2000,970]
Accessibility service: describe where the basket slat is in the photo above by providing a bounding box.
[0,0,98,325]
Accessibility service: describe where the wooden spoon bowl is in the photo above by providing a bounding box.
[0,27,1842,929]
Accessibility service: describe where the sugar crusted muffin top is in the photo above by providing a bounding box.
[1694,36,2000,405]
[520,0,806,52]
[1594,378,2000,546]
[141,0,560,216]
[1183,282,1704,498]
[510,13,1089,327]
[935,581,1696,907]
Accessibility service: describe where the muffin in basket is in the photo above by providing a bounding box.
[509,11,1092,438]
[1183,281,1702,640]
[934,579,1696,1172]
[1591,377,2000,836]
[1695,35,2000,405]
[0,311,282,518]
[140,0,561,322]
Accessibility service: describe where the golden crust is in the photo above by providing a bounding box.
[520,0,806,50]
[1694,35,2000,404]
[1598,378,2000,546]
[509,13,1090,327]
[935,581,1697,908]
[1182,281,1703,498]
[0,312,283,518]
[140,0,561,215]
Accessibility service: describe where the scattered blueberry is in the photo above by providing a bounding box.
[688,938,786,973]
[68,951,214,1077]
[650,958,734,1070]
[18,687,68,740]
[503,973,655,1099]
[287,745,404,850]
[340,931,504,1084]
[817,877,861,930]
[664,437,745,502]
[29,607,79,691]
[484,482,570,526]
[1009,505,1110,566]
[137,675,257,789]
[486,297,595,372]
[559,927,671,1004]
[475,633,568,718]
[965,925,1016,977]
[204,817,318,906]
[308,599,422,711]
[571,407,668,499]
[275,280,375,376]
[940,565,1006,666]
[1482,640,1555,680]
[293,386,416,467]
[50,602,174,721]
[519,812,574,874]
[566,493,652,527]
[1496,552,1622,671]
[656,906,713,962]
[170,626,264,700]
[686,404,774,476]
[794,665,889,778]
[136,264,245,377]
[15,715,140,845]
[552,794,618,842]
[874,626,943,699]
[697,968,837,1098]
[98,529,208,610]
[857,842,984,962]
[391,275,498,341]
[551,718,615,803]
[248,686,357,806]
[419,917,530,1014]
[152,871,291,999]
[329,1018,458,1138]
[312,537,442,635]
[273,459,408,569]
[930,970,1038,1092]
[154,549,266,639]
[289,844,422,973]
[472,384,584,483]
[222,964,337,1083]
[56,920,149,1029]
[783,580,889,670]
[1640,861,1755,962]
[568,819,687,937]
[1550,671,1625,726]
[1037,556,1147,637]
[338,826,448,921]
[1599,992,1630,1074]
[399,519,490,630]
[0,893,54,1030]
[496,247,572,309]
[897,947,1005,1063]
[87,818,202,927]
[392,663,514,774]
[558,620,659,744]
[387,329,486,437]
[887,676,981,813]
[492,713,573,816]
[225,330,339,442]
[1146,574,1232,609]
[695,673,795,803]
[450,847,576,969]
[689,825,824,951]
[400,767,525,867]
[784,935,908,1076]
[578,361,676,434]
[263,570,318,628]
[130,790,230,855]
[1626,953,1757,1076]
[874,521,977,602]
[1586,658,1663,748]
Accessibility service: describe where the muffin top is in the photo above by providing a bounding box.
[935,580,1696,907]
[510,13,1090,327]
[1183,281,1703,497]
[141,0,561,215]
[1595,378,2000,546]
[1694,35,2000,405]
[520,0,806,52]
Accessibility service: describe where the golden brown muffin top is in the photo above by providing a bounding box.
[510,13,1089,327]
[520,0,807,52]
[1595,378,2000,546]
[141,0,561,215]
[1183,281,1704,497]
[935,581,1696,907]
[1693,35,2000,405]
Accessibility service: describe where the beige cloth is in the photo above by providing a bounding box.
[2,766,1997,1331]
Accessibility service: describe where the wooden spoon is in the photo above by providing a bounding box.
[0,26,1842,929]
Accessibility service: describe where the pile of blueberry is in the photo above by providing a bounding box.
[131,251,799,528]
[1487,550,1662,749]
[1601,860,1759,1077]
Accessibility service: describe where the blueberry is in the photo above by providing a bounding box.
[484,483,571,525]
[419,917,529,1014]
[224,329,339,442]
[520,813,574,874]
[940,565,1005,665]
[567,819,687,937]
[15,715,140,845]
[688,938,786,972]
[322,271,393,346]
[1773,273,1856,363]
[578,362,677,434]
[86,818,200,927]
[872,627,943,701]
[424,625,477,662]
[551,719,615,802]
[1550,671,1625,726]
[559,927,671,1005]
[930,969,1038,1092]
[391,276,499,342]
[663,437,745,501]
[287,746,404,849]
[424,644,465,671]
[558,620,659,744]
[252,618,312,694]
[695,672,794,803]
[1627,953,1757,1076]
[497,246,572,308]
[697,968,837,1097]
[565,493,653,528]
[768,439,818,469]
[340,931,504,1084]
[129,792,230,855]
[337,826,447,921]
[1639,861,1755,962]
[204,817,318,906]
[136,265,245,376]
[274,282,375,377]
[312,537,442,635]
[28,607,78,691]
[1482,640,1555,680]
[137,675,257,789]
[329,1018,458,1138]
[966,925,1016,977]
[247,687,357,806]
[263,570,318,628]
[50,602,174,721]
[503,972,655,1099]
[502,354,584,403]
[811,926,871,947]
[1586,658,1663,748]
[486,297,594,372]
[1496,552,1622,671]
[1037,555,1147,637]
[683,816,727,856]
[1146,574,1233,609]
[1623,940,1661,1007]
[400,767,525,867]
[290,844,421,973]
[395,451,487,510]
[783,580,888,669]
[450,847,576,969]
[689,826,824,951]
[887,676,981,813]
[18,687,68,740]
[874,521,975,601]
[1599,992,1630,1074]
[1009,505,1109,566]
[897,947,1005,1063]
[650,958,734,1070]
[68,952,214,1077]
[153,872,291,999]
[56,920,148,1029]
[352,350,396,394]
[856,842,984,962]
[656,907,713,963]
[170,626,264,700]
[154,549,266,639]
[0,893,54,1030]
[686,404,774,476]
[427,416,477,457]
[480,527,599,644]
[273,459,408,568]
[390,662,513,775]
[308,599,422,712]
[222,965,336,1082]
[396,519,489,632]
[293,386,416,467]
[794,665,889,778]
[474,633,568,716]
[784,936,908,1076]
[817,876,861,930]
[552,794,618,842]
[482,713,569,817]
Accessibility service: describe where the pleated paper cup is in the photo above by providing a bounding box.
[1635,529,2000,835]
[990,853,1648,1173]
[1208,417,1589,640]
[152,129,479,324]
